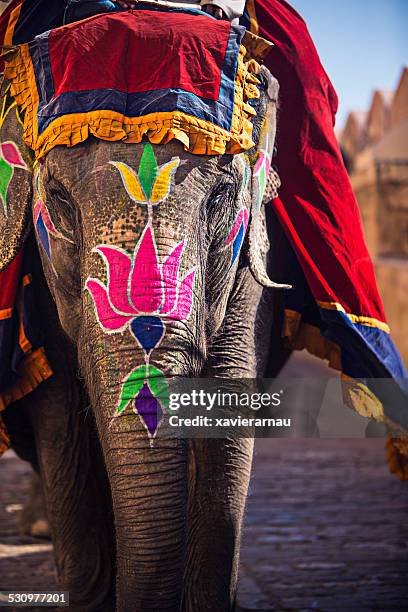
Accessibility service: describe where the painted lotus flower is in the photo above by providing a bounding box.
[253,118,271,207]
[226,208,249,270]
[86,146,186,442]
[33,170,73,268]
[110,143,180,208]
[86,225,194,441]
[254,149,271,211]
[34,200,72,257]
[85,225,196,352]
[0,141,28,214]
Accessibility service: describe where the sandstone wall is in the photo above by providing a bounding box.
[375,258,408,366]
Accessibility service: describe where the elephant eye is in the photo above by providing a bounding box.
[45,180,78,240]
[206,177,240,244]
[207,179,236,213]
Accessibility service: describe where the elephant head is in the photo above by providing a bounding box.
[0,62,286,610]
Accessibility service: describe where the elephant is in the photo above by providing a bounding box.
[0,52,291,610]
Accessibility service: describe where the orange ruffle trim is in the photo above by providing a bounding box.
[3,43,261,159]
[282,309,408,479]
[0,347,53,456]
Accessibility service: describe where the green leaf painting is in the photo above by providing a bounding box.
[0,157,12,213]
[116,363,169,415]
[138,143,158,200]
[147,365,170,412]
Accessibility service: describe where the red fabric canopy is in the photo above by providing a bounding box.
[256,0,386,322]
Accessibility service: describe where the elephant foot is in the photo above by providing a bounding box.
[19,471,51,539]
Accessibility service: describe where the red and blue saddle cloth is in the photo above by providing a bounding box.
[6,8,257,158]
[0,1,407,475]
[242,0,408,474]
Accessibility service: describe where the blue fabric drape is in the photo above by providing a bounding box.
[12,0,124,43]
[64,0,124,24]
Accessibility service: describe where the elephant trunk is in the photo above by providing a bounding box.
[78,316,194,611]
[110,432,187,612]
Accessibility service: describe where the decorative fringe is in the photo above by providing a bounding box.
[0,347,53,456]
[0,346,53,411]
[385,438,408,481]
[3,43,261,159]
[282,309,408,475]
[2,44,39,148]
[0,416,10,455]
[242,30,273,62]
[282,309,342,370]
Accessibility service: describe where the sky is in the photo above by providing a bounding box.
[288,0,408,129]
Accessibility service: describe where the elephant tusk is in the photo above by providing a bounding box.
[248,245,293,289]
[247,208,292,290]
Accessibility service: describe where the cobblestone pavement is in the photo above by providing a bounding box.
[1,440,407,611]
[239,438,408,611]
[0,452,55,611]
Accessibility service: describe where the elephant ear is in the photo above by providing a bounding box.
[0,76,46,453]
[0,75,34,273]
[247,66,291,290]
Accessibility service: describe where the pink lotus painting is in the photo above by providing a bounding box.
[225,208,249,270]
[85,225,196,353]
[0,141,29,215]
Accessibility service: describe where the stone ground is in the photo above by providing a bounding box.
[1,354,408,611]
[1,440,407,611]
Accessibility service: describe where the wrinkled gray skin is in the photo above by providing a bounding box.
[2,68,288,611]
